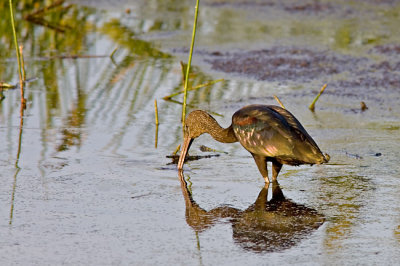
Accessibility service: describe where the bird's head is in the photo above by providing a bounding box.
[178,110,213,169]
[184,110,213,138]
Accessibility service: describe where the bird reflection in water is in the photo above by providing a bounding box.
[178,171,324,253]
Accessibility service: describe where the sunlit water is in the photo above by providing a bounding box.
[1,0,400,265]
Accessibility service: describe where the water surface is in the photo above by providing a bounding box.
[1,0,400,265]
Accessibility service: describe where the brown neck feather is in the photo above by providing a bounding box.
[187,110,238,143]
[209,124,237,143]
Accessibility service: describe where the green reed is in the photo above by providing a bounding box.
[182,0,200,125]
[8,0,25,105]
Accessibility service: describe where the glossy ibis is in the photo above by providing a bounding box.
[177,104,329,183]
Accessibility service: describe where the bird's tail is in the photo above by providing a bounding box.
[322,153,330,163]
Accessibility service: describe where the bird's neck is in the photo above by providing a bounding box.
[211,125,237,143]
[204,116,237,143]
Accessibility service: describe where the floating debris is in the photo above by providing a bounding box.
[361,101,368,111]
[199,145,228,154]
[167,154,220,165]
[345,151,363,160]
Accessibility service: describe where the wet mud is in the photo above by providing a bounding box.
[207,48,359,82]
[206,45,400,94]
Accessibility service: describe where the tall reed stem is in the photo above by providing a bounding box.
[9,0,25,105]
[19,45,26,81]
[182,0,200,125]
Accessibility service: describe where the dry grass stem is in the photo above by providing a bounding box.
[0,82,16,89]
[110,47,118,58]
[309,83,327,111]
[163,79,224,100]
[273,95,286,109]
[173,144,181,155]
[155,124,159,149]
[19,45,26,81]
[154,99,159,125]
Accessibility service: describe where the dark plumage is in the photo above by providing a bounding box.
[178,104,329,183]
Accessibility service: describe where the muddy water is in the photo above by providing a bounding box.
[1,0,400,265]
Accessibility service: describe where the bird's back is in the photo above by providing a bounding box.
[232,105,327,165]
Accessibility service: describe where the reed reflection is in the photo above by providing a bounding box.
[178,171,324,253]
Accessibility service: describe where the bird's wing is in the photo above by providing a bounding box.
[267,106,319,146]
[232,105,324,164]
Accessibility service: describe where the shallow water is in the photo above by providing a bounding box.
[1,0,400,265]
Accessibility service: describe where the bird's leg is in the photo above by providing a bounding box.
[251,154,269,184]
[271,161,282,182]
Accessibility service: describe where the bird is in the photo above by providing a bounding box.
[177,104,329,183]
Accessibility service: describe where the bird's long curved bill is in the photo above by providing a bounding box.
[178,137,193,170]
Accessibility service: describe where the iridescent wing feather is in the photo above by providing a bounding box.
[232,105,325,165]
